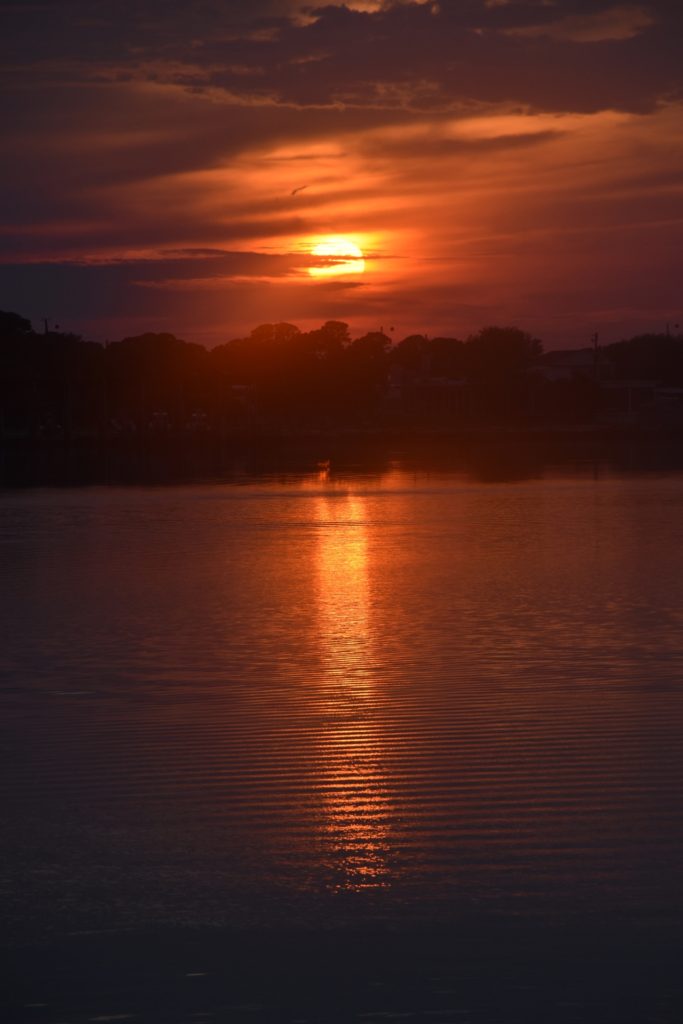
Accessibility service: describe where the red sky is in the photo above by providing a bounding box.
[2,0,682,348]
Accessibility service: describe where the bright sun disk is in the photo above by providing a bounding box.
[309,236,365,277]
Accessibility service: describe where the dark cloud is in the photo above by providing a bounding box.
[0,248,306,338]
[2,1,679,114]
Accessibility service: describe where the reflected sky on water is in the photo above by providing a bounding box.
[314,491,394,893]
[2,465,683,938]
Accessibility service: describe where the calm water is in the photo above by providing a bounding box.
[2,464,683,1019]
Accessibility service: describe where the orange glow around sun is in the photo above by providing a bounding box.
[309,237,365,278]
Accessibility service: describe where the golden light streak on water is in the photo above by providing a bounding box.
[313,494,393,891]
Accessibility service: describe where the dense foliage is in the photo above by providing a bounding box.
[1,310,682,437]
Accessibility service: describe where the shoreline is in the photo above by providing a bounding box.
[3,426,683,488]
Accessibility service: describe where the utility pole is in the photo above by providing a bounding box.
[592,331,599,382]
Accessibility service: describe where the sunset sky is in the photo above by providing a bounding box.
[2,0,682,348]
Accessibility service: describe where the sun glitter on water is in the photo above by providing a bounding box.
[308,236,365,277]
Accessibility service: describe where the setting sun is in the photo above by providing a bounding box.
[309,237,365,278]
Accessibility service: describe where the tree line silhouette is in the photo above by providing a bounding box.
[2,309,683,439]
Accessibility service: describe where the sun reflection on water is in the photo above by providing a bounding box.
[314,493,394,892]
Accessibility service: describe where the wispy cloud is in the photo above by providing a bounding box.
[506,4,656,43]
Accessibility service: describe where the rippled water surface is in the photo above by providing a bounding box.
[2,466,683,944]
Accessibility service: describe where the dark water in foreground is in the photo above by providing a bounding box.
[2,462,683,1021]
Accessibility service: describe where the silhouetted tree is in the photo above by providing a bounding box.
[429,336,466,378]
[463,327,543,424]
[606,333,683,386]
[465,326,542,379]
[391,334,430,375]
[390,334,467,381]
[105,333,208,430]
[8,307,683,438]
[0,311,33,336]
[343,331,391,418]
[305,320,350,358]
